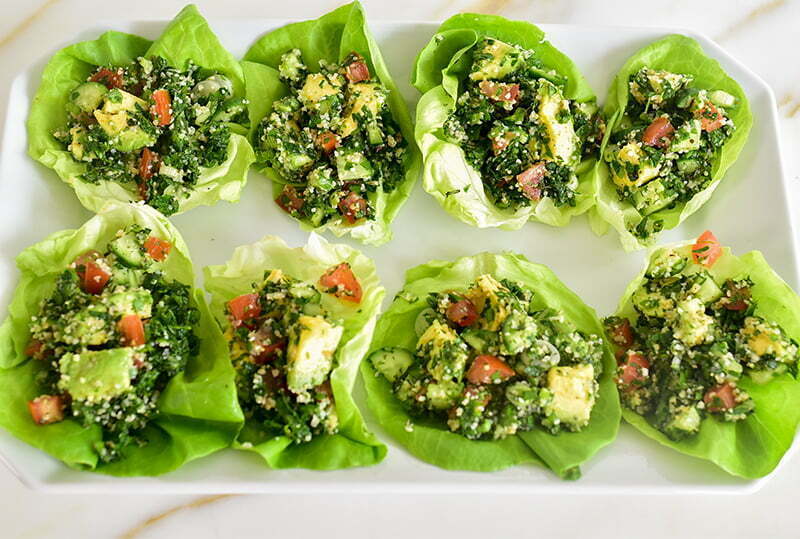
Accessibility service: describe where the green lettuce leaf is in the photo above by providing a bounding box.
[242,1,421,246]
[362,252,620,478]
[203,233,387,469]
[27,4,255,216]
[615,241,800,478]
[591,34,753,251]
[411,14,598,230]
[0,202,243,475]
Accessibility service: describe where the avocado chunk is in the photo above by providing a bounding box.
[58,348,135,402]
[109,232,146,268]
[335,148,373,181]
[69,82,108,115]
[544,364,596,429]
[286,315,344,393]
[664,405,701,439]
[108,288,153,318]
[115,127,156,153]
[469,38,523,81]
[536,79,580,166]
[674,297,715,347]
[66,304,112,346]
[425,379,464,410]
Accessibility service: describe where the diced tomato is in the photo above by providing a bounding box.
[118,314,146,347]
[345,57,370,83]
[144,236,171,262]
[723,282,751,311]
[691,230,723,268]
[478,80,520,104]
[262,368,287,393]
[79,260,111,295]
[608,318,635,349]
[276,185,305,213]
[228,294,261,326]
[25,339,45,360]
[316,131,339,153]
[704,383,736,412]
[642,116,675,147]
[491,131,516,154]
[319,262,363,303]
[137,148,158,200]
[253,339,287,365]
[28,395,65,425]
[619,352,650,386]
[250,327,286,364]
[466,355,515,385]
[446,299,479,327]
[696,103,725,132]
[89,67,124,89]
[516,163,546,201]
[338,191,368,224]
[151,89,172,126]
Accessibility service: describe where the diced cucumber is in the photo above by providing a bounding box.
[414,308,435,337]
[366,121,383,145]
[709,90,736,108]
[335,148,374,181]
[289,283,320,302]
[369,347,414,382]
[461,329,489,353]
[70,82,108,114]
[695,273,723,303]
[112,267,145,288]
[211,98,247,123]
[109,233,146,268]
[676,158,700,174]
[632,179,677,215]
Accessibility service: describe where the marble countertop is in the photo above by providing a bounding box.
[2,0,799,537]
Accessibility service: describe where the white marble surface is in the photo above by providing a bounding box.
[1,0,800,537]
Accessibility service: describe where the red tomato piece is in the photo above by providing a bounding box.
[28,395,65,425]
[144,236,172,262]
[516,163,546,201]
[338,191,368,224]
[704,383,736,412]
[345,58,370,83]
[319,262,363,303]
[228,294,261,325]
[642,116,675,147]
[316,131,339,153]
[466,355,515,385]
[608,318,635,349]
[25,339,45,360]
[696,103,725,132]
[619,352,650,386]
[478,80,520,104]
[119,314,146,347]
[691,230,723,268]
[151,89,172,126]
[89,67,124,89]
[276,185,305,213]
[446,299,479,327]
[83,260,111,295]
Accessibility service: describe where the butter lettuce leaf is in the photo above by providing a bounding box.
[615,241,800,478]
[0,202,243,475]
[242,1,420,246]
[203,233,387,469]
[411,14,598,230]
[27,5,254,216]
[362,252,620,478]
[591,34,753,251]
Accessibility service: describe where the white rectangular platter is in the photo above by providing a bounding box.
[0,17,795,494]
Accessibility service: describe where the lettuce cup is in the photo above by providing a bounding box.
[412,14,603,230]
[242,2,421,246]
[204,233,386,469]
[0,202,243,475]
[362,252,619,479]
[607,230,800,477]
[591,35,752,251]
[28,5,255,216]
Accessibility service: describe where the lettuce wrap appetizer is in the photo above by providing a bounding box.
[28,4,255,216]
[0,202,242,475]
[411,14,603,230]
[363,253,619,479]
[606,230,800,478]
[592,35,752,250]
[204,234,386,469]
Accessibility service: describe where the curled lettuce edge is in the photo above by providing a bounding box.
[361,251,620,479]
[615,239,800,478]
[202,232,387,470]
[0,201,243,476]
[241,1,421,246]
[26,4,255,217]
[411,13,599,230]
[590,34,754,251]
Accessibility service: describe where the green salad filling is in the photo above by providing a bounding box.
[442,38,602,211]
[370,274,604,440]
[255,49,407,228]
[603,68,737,240]
[606,233,799,441]
[24,225,198,462]
[223,264,363,445]
[55,57,247,215]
